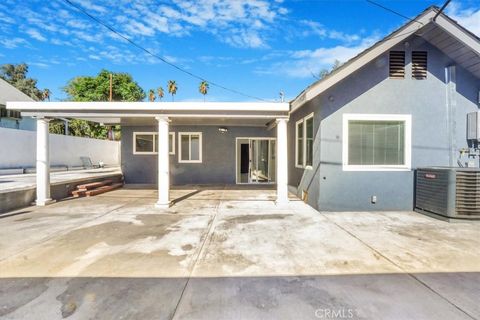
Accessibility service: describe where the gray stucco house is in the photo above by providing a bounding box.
[7,6,480,212]
[289,6,480,211]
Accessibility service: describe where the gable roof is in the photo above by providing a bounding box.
[291,6,480,112]
[0,78,34,106]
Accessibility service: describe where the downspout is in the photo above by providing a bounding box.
[445,65,457,167]
[58,118,69,135]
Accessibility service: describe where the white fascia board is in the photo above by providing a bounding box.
[434,15,480,56]
[6,101,290,112]
[20,112,288,119]
[291,9,437,113]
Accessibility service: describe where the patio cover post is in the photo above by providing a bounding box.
[276,118,289,205]
[36,117,54,206]
[155,116,171,208]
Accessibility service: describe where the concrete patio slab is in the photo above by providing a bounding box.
[174,274,474,320]
[0,186,479,319]
[322,211,480,273]
[1,277,188,320]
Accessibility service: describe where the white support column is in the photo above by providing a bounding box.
[276,118,289,205]
[36,117,54,206]
[155,116,171,208]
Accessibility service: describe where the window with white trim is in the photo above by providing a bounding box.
[179,132,202,163]
[133,132,175,155]
[295,113,314,169]
[343,114,411,171]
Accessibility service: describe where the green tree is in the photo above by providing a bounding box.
[157,86,164,100]
[0,63,45,100]
[42,88,51,101]
[148,89,156,102]
[64,69,145,102]
[63,69,145,139]
[167,80,177,101]
[199,81,209,102]
[318,59,343,79]
[49,120,65,135]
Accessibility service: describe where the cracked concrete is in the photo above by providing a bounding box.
[0,185,479,319]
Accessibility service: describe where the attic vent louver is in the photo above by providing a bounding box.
[389,51,405,79]
[412,51,427,79]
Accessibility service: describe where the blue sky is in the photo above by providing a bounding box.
[1,0,479,102]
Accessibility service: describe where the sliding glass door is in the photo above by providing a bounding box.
[236,138,276,184]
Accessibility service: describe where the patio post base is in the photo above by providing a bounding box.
[155,201,171,209]
[275,199,289,206]
[35,199,55,206]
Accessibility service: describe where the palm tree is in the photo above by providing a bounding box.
[167,80,177,101]
[42,88,51,101]
[148,89,156,102]
[157,86,164,101]
[199,81,209,102]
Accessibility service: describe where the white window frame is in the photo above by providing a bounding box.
[133,132,175,155]
[133,132,156,155]
[168,132,175,155]
[342,114,412,171]
[178,132,203,163]
[295,113,314,170]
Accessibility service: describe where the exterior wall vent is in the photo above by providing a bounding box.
[467,111,480,141]
[389,51,405,79]
[415,167,480,220]
[412,51,427,79]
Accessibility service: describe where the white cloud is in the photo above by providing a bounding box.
[115,0,287,48]
[51,38,73,46]
[26,28,47,41]
[299,20,360,43]
[256,37,379,78]
[29,62,49,68]
[124,20,155,36]
[74,0,107,14]
[0,37,28,49]
[0,11,15,24]
[224,29,266,48]
[2,0,378,71]
[300,20,327,37]
[446,2,480,36]
[71,30,101,42]
[66,19,90,29]
[328,30,360,43]
[88,54,101,60]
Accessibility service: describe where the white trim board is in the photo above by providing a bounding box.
[342,114,412,172]
[7,101,290,112]
[295,113,314,170]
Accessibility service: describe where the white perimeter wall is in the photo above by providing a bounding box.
[0,127,121,169]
